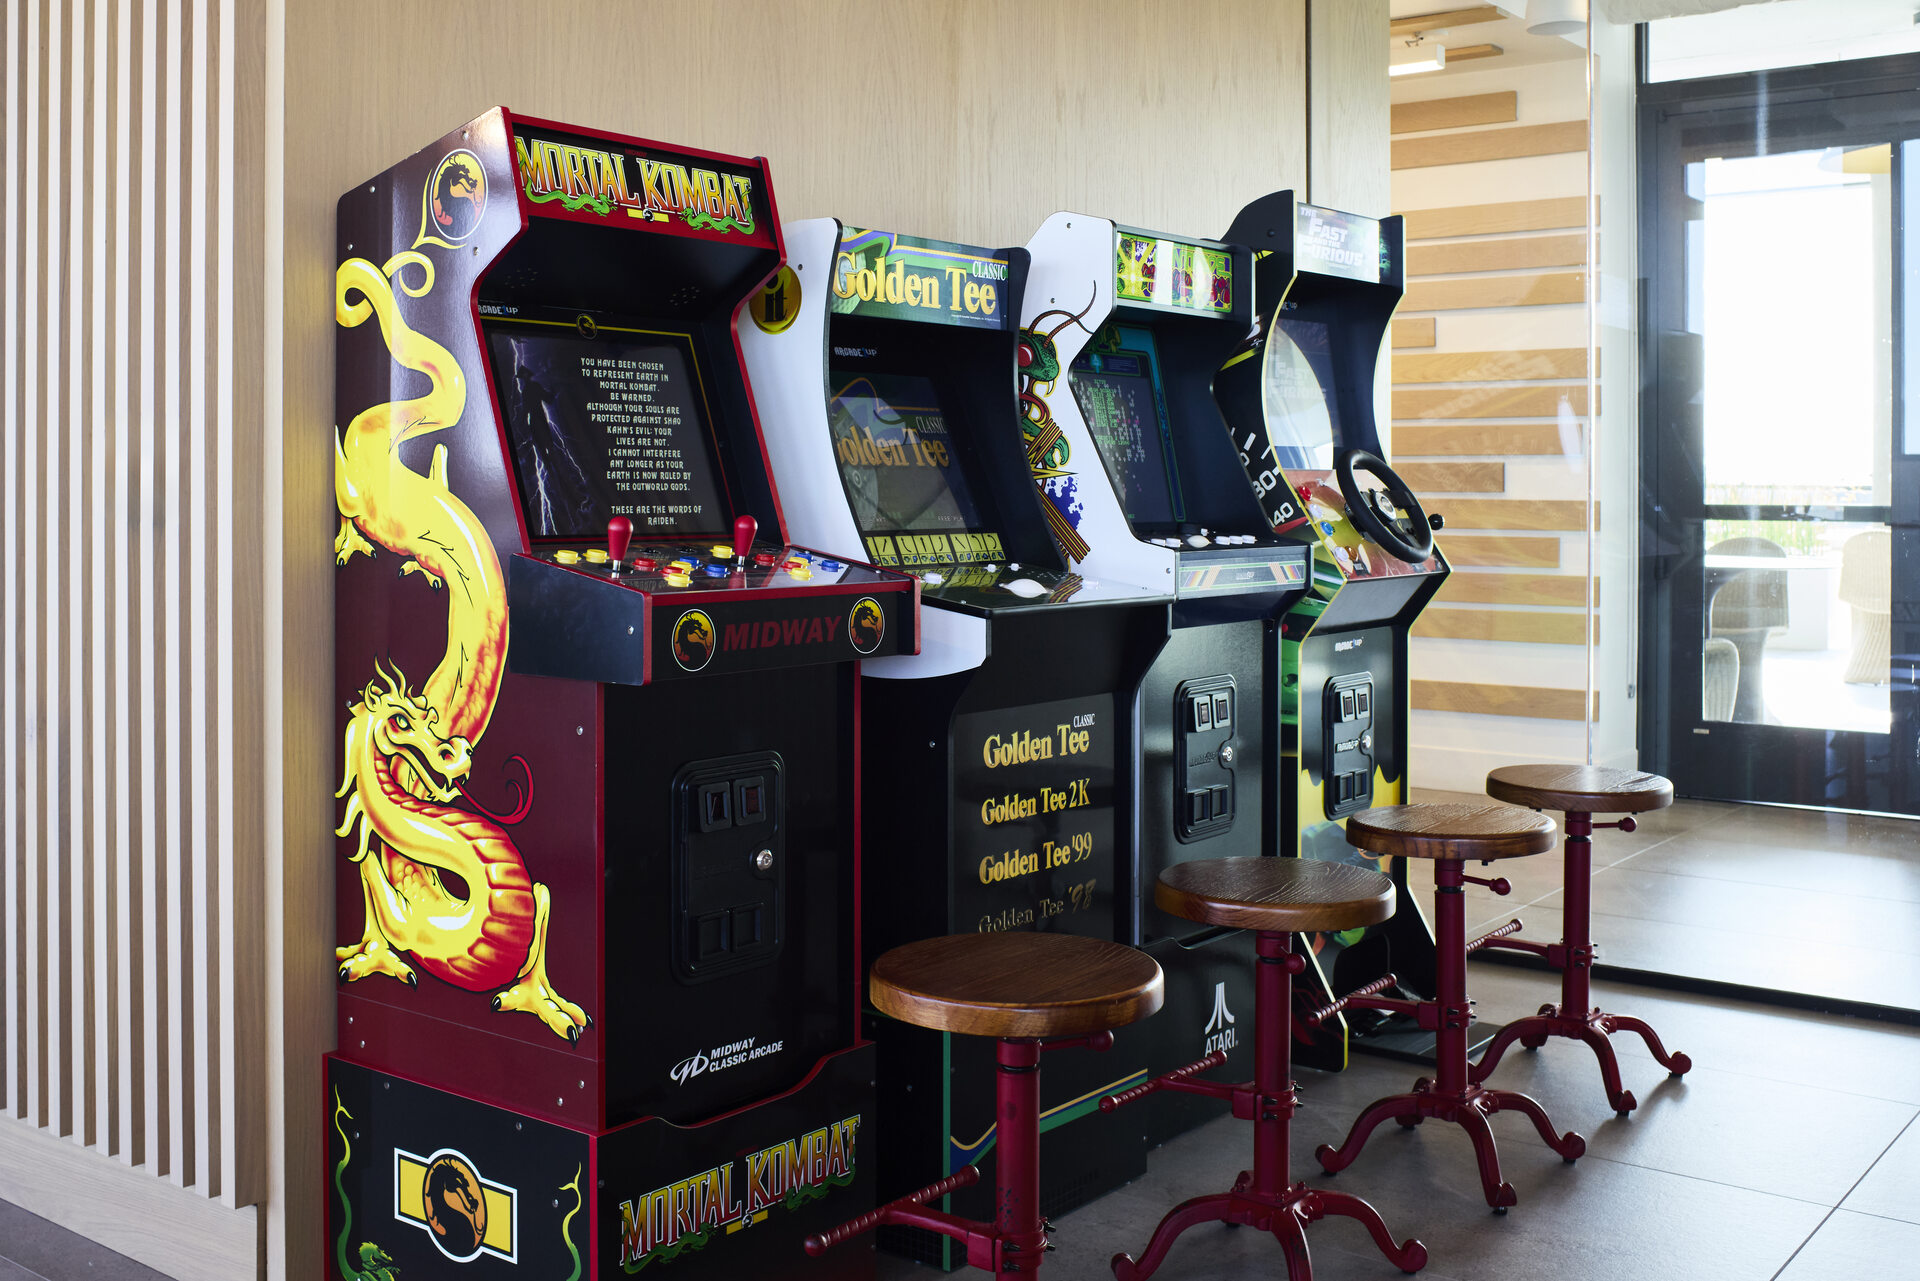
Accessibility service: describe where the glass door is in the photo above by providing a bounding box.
[1641,57,1920,813]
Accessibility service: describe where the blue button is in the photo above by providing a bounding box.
[788,549,811,561]
[702,563,729,577]
[818,559,842,571]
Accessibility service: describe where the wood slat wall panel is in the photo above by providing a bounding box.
[1391,316,1436,348]
[1391,91,1515,134]
[1,0,265,1212]
[1392,423,1579,456]
[1411,680,1595,720]
[1436,572,1592,606]
[1407,233,1585,276]
[1400,196,1586,238]
[1393,383,1589,418]
[1393,462,1504,492]
[1402,271,1585,311]
[1393,348,1587,383]
[1436,536,1562,568]
[1413,608,1590,645]
[1392,119,1587,170]
[1432,499,1588,531]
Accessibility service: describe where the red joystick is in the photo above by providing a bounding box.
[732,514,757,566]
[606,515,633,572]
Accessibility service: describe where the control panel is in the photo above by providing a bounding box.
[1323,673,1375,818]
[1175,676,1237,841]
[671,752,784,981]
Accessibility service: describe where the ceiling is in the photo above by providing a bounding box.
[1387,3,1587,77]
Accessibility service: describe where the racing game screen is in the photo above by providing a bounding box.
[1259,318,1338,471]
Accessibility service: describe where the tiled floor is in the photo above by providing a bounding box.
[878,965,1920,1280]
[1407,789,1920,1015]
[0,1199,168,1281]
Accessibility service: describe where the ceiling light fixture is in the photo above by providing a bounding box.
[1526,0,1587,37]
[1390,34,1448,76]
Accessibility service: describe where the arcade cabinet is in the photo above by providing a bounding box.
[1215,192,1454,1069]
[327,108,917,1279]
[738,223,1180,1260]
[1019,213,1313,1142]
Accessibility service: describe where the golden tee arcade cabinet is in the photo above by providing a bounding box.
[326,108,917,1279]
[1216,192,1454,1069]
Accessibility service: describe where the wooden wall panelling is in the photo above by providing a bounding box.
[1392,317,1436,348]
[1413,608,1590,645]
[1391,120,1588,170]
[1391,423,1581,456]
[1394,347,1587,383]
[1400,196,1586,238]
[1309,0,1390,216]
[1407,233,1585,275]
[1402,271,1586,311]
[1411,680,1596,720]
[1390,91,1515,134]
[1436,572,1592,606]
[1437,535,1562,568]
[1393,383,1589,419]
[1393,461,1505,492]
[1431,499,1589,531]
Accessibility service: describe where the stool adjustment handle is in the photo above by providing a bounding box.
[1041,1029,1114,1056]
[1304,974,1402,1026]
[1461,872,1511,895]
[1099,1049,1228,1112]
[1595,815,1637,832]
[803,1165,982,1256]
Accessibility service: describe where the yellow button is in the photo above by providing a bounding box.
[583,548,609,563]
[668,560,693,573]
[664,573,692,587]
[787,564,813,580]
[553,549,580,564]
[711,544,734,559]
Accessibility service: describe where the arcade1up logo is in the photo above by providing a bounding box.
[616,1114,862,1271]
[512,126,759,236]
[1294,204,1381,284]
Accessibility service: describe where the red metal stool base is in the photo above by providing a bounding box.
[1469,809,1694,1114]
[1105,933,1424,1280]
[1314,1078,1584,1210]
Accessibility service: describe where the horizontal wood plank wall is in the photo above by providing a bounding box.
[1391,316,1436,348]
[1391,119,1587,170]
[2,0,267,1231]
[1392,85,1593,732]
[1412,680,1597,720]
[1390,90,1514,134]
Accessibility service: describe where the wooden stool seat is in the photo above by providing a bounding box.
[1156,857,1395,934]
[1487,764,1674,814]
[869,932,1163,1040]
[1345,802,1557,863]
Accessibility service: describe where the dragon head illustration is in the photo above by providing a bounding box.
[362,660,473,802]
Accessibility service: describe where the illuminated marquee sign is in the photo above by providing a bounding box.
[510,125,770,243]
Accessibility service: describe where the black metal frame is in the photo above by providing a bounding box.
[1637,49,1920,813]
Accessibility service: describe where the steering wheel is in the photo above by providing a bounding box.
[1334,448,1434,565]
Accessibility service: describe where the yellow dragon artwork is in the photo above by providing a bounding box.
[333,251,589,1041]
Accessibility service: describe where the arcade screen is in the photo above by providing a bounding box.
[484,321,728,539]
[1068,330,1183,528]
[827,371,988,535]
[1259,318,1339,471]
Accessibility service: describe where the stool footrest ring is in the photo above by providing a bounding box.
[1303,973,1399,1026]
[803,1165,982,1256]
[1100,1049,1229,1112]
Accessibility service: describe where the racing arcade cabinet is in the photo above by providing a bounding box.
[739,223,1175,1262]
[1217,192,1456,1070]
[327,109,915,1279]
[1020,213,1312,1143]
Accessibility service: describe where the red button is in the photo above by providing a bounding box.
[633,557,658,572]
[753,552,778,567]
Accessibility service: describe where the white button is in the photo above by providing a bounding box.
[923,571,944,585]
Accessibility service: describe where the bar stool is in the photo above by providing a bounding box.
[1470,765,1693,1114]
[804,932,1163,1275]
[1102,857,1426,1280]
[1314,804,1585,1211]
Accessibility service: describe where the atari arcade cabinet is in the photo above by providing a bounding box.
[328,108,916,1279]
[1018,212,1312,1143]
[738,222,1183,1258]
[1216,192,1455,1069]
